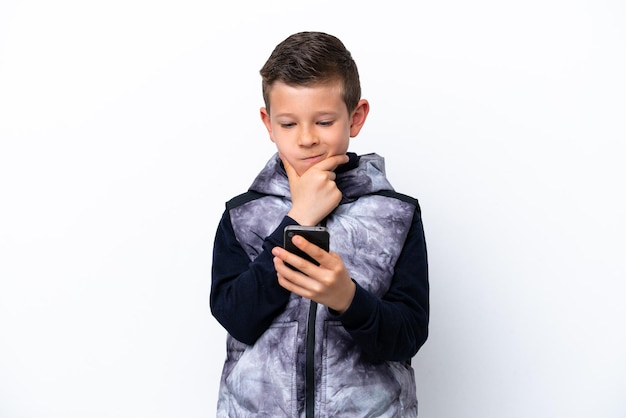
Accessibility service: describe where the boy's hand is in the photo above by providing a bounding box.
[282,154,349,226]
[272,235,355,313]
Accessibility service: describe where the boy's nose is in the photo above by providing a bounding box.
[298,128,318,146]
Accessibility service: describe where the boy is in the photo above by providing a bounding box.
[210,31,429,417]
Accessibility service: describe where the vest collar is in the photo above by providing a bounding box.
[248,152,394,203]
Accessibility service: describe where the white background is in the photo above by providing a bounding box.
[1,1,625,417]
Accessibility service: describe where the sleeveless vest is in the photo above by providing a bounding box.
[217,153,419,417]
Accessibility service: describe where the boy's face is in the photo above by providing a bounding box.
[260,80,368,176]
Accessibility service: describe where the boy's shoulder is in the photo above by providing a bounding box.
[225,189,421,214]
[225,190,267,211]
[369,190,419,208]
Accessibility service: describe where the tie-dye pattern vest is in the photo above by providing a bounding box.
[217,153,418,417]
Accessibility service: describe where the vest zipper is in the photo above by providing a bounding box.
[305,300,317,418]
[306,219,326,417]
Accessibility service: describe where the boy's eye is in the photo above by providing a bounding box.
[317,120,334,127]
[280,123,296,128]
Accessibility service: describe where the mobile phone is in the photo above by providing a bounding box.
[283,225,330,270]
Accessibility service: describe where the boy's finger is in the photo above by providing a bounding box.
[313,154,350,173]
[274,246,315,276]
[290,235,329,264]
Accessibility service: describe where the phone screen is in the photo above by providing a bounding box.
[283,225,330,269]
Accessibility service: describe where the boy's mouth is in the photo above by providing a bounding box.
[302,153,324,162]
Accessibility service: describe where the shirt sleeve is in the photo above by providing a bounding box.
[329,206,430,362]
[210,209,298,345]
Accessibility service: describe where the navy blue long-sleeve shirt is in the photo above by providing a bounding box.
[210,204,429,362]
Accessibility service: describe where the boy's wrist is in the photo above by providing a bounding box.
[286,209,316,226]
[332,280,356,314]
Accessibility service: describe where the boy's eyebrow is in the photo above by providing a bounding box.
[273,111,340,119]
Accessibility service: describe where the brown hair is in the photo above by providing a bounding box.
[260,31,361,114]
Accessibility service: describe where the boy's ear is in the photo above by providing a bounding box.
[349,99,370,138]
[260,107,275,142]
